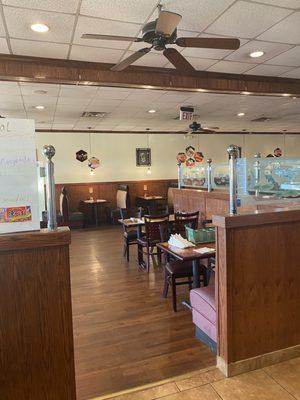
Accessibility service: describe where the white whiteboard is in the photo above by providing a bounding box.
[0,118,40,233]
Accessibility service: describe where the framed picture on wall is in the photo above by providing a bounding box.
[136,148,151,166]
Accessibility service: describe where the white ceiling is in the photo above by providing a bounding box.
[2,80,300,132]
[0,0,299,77]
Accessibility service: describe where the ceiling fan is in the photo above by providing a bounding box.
[184,121,215,137]
[81,8,240,72]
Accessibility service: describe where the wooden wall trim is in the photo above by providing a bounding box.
[0,227,70,251]
[213,207,300,228]
[0,54,300,96]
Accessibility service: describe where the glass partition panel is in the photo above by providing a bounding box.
[180,163,206,188]
[211,162,229,190]
[237,157,300,207]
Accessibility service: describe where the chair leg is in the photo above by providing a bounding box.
[188,276,192,290]
[157,247,162,265]
[137,243,144,267]
[162,270,169,298]
[146,245,151,273]
[171,275,177,312]
[126,241,129,262]
[123,241,127,257]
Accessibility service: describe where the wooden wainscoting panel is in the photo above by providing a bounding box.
[55,179,176,213]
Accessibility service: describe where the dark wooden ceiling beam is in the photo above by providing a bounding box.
[0,53,299,96]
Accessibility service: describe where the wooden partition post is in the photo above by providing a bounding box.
[213,209,300,377]
[0,227,76,400]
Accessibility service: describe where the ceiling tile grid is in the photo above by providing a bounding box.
[0,0,299,78]
[1,81,299,132]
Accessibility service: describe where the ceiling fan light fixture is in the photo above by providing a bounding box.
[31,23,49,33]
[249,50,264,58]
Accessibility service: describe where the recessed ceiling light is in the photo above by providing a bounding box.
[237,112,245,117]
[249,51,264,58]
[242,91,250,95]
[35,105,45,110]
[282,93,290,97]
[148,109,156,113]
[292,96,297,100]
[34,90,47,94]
[31,23,49,33]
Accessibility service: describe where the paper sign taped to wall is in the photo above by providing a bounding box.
[0,118,40,233]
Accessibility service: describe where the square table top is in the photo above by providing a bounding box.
[157,242,215,261]
[84,199,108,204]
[136,195,166,201]
[119,214,175,227]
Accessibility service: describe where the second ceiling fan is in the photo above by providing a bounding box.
[82,8,240,72]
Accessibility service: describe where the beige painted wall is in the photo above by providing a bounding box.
[36,132,300,184]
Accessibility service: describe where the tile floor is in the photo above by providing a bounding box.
[94,357,300,400]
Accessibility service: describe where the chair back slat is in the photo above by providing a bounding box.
[174,211,199,237]
[144,214,169,242]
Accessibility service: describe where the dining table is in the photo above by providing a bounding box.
[156,242,215,289]
[135,195,167,211]
[83,199,108,226]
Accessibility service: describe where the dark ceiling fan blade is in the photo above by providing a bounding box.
[155,10,182,36]
[163,48,195,72]
[111,48,151,72]
[176,37,240,50]
[81,34,143,42]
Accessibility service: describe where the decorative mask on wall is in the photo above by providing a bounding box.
[76,149,88,162]
[176,146,204,167]
[88,157,100,169]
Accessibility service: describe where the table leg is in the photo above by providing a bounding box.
[94,205,99,227]
[192,259,201,288]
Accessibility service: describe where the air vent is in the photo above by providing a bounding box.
[81,111,108,118]
[251,116,272,122]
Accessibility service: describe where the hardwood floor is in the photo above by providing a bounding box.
[70,226,215,400]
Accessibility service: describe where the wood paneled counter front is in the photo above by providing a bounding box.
[172,188,229,221]
[0,227,76,400]
[213,208,300,377]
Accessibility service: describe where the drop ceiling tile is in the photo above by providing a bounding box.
[206,1,292,38]
[245,64,294,76]
[257,12,300,44]
[69,45,125,63]
[0,15,6,36]
[225,40,293,63]
[0,37,9,53]
[52,123,76,130]
[0,81,21,95]
[280,67,300,78]
[207,60,254,73]
[3,7,76,43]
[254,0,300,9]
[80,0,158,24]
[265,46,300,66]
[23,94,58,106]
[2,0,79,13]
[184,57,218,70]
[73,16,140,49]
[19,83,60,96]
[11,39,69,58]
[159,0,236,32]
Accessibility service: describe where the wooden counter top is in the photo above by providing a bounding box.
[213,207,300,229]
[0,227,71,251]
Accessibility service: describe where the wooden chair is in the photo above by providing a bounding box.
[174,211,199,237]
[108,184,130,223]
[163,210,203,312]
[59,187,84,229]
[120,207,143,262]
[137,214,169,272]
